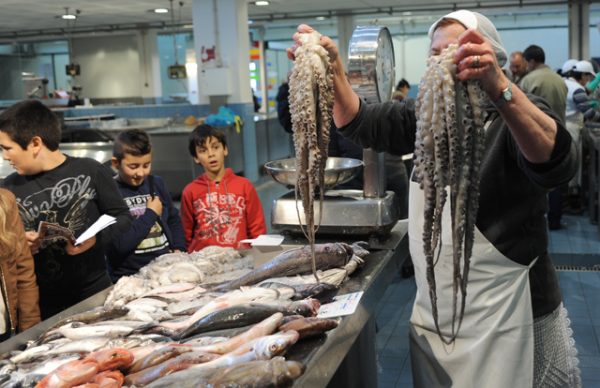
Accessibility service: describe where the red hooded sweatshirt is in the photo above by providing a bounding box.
[181,168,267,252]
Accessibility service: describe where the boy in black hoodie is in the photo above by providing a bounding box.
[106,129,185,281]
[0,100,131,319]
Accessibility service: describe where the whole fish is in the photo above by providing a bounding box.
[57,323,135,341]
[278,316,340,339]
[43,307,129,335]
[207,356,305,387]
[159,287,284,332]
[193,313,284,354]
[91,370,124,387]
[34,359,99,388]
[124,351,219,386]
[83,348,133,371]
[213,242,368,291]
[146,331,299,388]
[127,344,193,374]
[175,301,316,340]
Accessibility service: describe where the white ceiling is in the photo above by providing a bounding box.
[0,0,593,41]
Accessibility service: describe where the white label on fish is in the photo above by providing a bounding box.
[317,291,364,319]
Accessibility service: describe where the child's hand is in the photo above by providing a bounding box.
[25,231,41,254]
[146,196,163,216]
[65,236,96,256]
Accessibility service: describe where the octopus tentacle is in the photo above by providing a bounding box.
[413,44,486,345]
[289,31,334,282]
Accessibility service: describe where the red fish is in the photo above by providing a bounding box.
[84,348,134,371]
[35,359,99,388]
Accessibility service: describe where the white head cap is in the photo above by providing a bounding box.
[561,59,578,74]
[428,10,508,67]
[574,60,596,76]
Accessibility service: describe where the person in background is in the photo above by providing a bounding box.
[520,44,568,124]
[0,188,40,338]
[520,44,568,230]
[106,129,186,281]
[276,75,293,134]
[509,50,528,84]
[392,78,411,102]
[181,124,266,252]
[562,60,600,213]
[0,100,131,319]
[289,9,578,387]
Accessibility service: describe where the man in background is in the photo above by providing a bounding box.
[509,51,528,84]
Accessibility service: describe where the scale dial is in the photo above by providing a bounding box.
[347,26,395,103]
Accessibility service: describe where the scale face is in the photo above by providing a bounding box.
[270,25,399,237]
[347,25,396,104]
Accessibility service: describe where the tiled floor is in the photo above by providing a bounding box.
[374,213,600,387]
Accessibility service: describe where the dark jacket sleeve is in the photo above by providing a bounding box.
[156,176,186,251]
[513,94,577,189]
[337,99,417,156]
[106,200,159,259]
[94,164,132,247]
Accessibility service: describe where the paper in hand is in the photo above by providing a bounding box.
[74,214,116,245]
[37,214,117,247]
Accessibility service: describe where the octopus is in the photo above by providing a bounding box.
[413,44,486,345]
[288,31,334,281]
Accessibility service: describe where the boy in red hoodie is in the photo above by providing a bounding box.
[181,124,267,252]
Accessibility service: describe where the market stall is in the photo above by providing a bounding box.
[0,224,408,387]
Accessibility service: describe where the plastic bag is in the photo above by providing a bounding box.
[205,106,243,133]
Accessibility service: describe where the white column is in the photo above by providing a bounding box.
[569,1,590,60]
[337,15,354,68]
[136,29,161,102]
[192,0,252,105]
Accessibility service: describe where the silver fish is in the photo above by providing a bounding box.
[213,242,368,291]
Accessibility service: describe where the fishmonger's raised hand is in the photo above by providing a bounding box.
[288,24,360,128]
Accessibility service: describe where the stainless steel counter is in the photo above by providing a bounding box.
[0,221,409,387]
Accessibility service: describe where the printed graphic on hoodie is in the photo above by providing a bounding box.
[125,194,169,253]
[192,190,245,246]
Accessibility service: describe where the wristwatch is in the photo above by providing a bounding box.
[492,81,513,108]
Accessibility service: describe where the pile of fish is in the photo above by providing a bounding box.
[0,242,370,387]
[105,246,252,308]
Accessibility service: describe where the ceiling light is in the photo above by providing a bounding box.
[255,1,269,6]
[62,14,77,20]
[315,16,327,21]
[154,8,169,13]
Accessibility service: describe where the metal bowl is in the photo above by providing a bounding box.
[264,157,363,189]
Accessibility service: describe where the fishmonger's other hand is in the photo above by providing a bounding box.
[65,235,96,256]
[453,28,508,101]
[24,231,41,255]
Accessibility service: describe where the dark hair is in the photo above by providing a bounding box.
[0,100,61,151]
[523,45,545,64]
[188,124,227,157]
[396,79,410,90]
[113,129,152,161]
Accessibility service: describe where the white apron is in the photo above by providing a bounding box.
[408,179,536,388]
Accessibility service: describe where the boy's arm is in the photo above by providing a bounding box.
[106,201,160,258]
[180,187,195,250]
[245,182,267,238]
[94,164,132,247]
[157,177,186,251]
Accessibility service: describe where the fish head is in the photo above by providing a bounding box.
[294,298,321,316]
[85,348,134,371]
[256,331,299,358]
